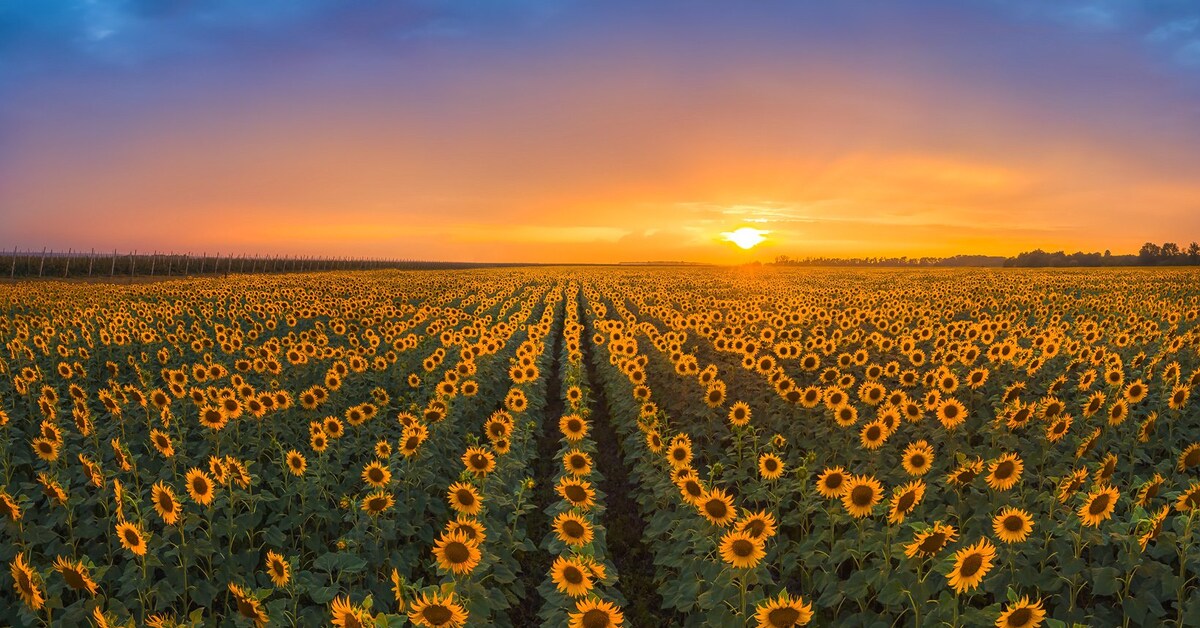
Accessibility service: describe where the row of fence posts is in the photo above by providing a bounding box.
[5,248,438,280]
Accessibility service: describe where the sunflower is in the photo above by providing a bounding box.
[667,440,693,470]
[1079,485,1119,526]
[149,429,175,458]
[568,598,624,628]
[563,450,593,477]
[728,401,752,427]
[229,583,269,627]
[816,466,850,499]
[557,477,597,510]
[645,430,664,453]
[719,529,766,569]
[996,596,1046,628]
[1046,415,1072,443]
[1127,477,1162,513]
[433,529,481,575]
[986,453,1024,491]
[407,590,468,628]
[904,521,958,559]
[36,472,67,507]
[115,520,148,557]
[677,476,707,506]
[560,414,589,441]
[947,459,983,488]
[197,406,228,431]
[887,480,926,524]
[0,490,21,521]
[447,482,482,516]
[1169,385,1191,410]
[446,516,487,544]
[553,511,594,546]
[737,509,778,541]
[842,475,883,518]
[759,453,785,481]
[462,447,496,477]
[311,432,329,453]
[833,404,858,427]
[361,490,395,516]
[52,555,97,596]
[286,450,307,476]
[698,488,739,526]
[1176,481,1200,513]
[362,461,392,488]
[262,550,291,587]
[32,437,59,462]
[936,398,967,430]
[151,481,181,525]
[946,538,996,594]
[329,595,371,628]
[992,507,1034,543]
[1138,505,1170,551]
[901,441,934,476]
[185,468,215,506]
[1057,468,1089,503]
[753,591,814,627]
[860,420,888,450]
[550,555,595,597]
[10,553,45,610]
[1178,443,1200,472]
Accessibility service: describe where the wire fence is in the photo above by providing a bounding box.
[2,248,525,280]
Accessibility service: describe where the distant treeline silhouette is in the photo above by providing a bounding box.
[2,248,532,280]
[771,241,1200,268]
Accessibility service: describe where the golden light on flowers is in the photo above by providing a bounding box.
[265,550,291,587]
[719,529,766,569]
[557,477,597,510]
[568,597,624,628]
[721,227,769,250]
[229,583,270,627]
[985,452,1024,491]
[698,488,739,526]
[841,475,883,518]
[754,591,814,627]
[361,461,392,488]
[151,481,182,525]
[185,468,216,506]
[433,529,482,575]
[887,480,925,524]
[447,482,483,516]
[946,538,997,594]
[53,556,99,596]
[11,553,45,610]
[902,441,934,476]
[905,521,958,559]
[759,453,785,480]
[816,466,850,499]
[361,490,395,516]
[992,507,1035,543]
[996,596,1046,628]
[408,590,469,628]
[115,520,148,557]
[553,511,594,547]
[550,555,595,597]
[1078,485,1119,526]
[330,595,372,628]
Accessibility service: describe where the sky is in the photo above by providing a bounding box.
[2,0,1200,264]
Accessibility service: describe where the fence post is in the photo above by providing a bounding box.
[184,253,190,277]
[9,246,15,281]
[64,248,72,277]
[130,250,136,280]
[150,251,157,276]
[88,248,95,276]
[111,250,117,277]
[38,247,46,277]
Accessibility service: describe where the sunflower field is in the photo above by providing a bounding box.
[1,267,1199,627]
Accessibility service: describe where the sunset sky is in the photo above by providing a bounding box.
[2,1,1200,263]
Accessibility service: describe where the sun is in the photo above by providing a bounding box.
[721,227,768,250]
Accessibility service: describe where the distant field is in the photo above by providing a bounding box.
[1,267,1198,627]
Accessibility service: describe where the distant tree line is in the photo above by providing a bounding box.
[1003,242,1200,267]
[770,242,1200,268]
